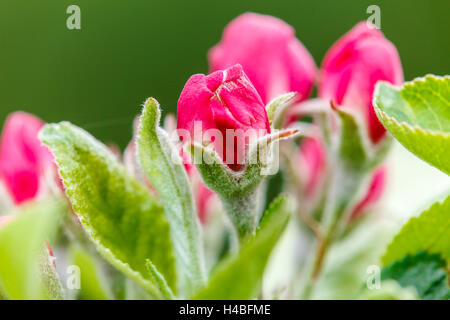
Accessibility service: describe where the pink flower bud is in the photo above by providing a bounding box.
[319,22,403,143]
[177,64,270,171]
[209,13,317,104]
[351,166,387,219]
[297,135,326,197]
[0,112,54,204]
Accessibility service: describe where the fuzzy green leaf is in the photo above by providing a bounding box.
[374,75,450,174]
[382,195,450,266]
[137,98,205,297]
[146,259,175,300]
[0,198,64,300]
[192,195,291,299]
[40,122,176,299]
[381,251,449,300]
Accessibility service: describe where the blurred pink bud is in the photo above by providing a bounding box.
[351,166,387,219]
[0,112,54,204]
[177,64,270,171]
[0,215,16,227]
[195,183,215,224]
[179,147,195,175]
[180,144,215,223]
[297,135,326,197]
[319,22,403,143]
[162,113,195,174]
[210,13,317,104]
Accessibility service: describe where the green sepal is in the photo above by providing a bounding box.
[189,129,299,241]
[265,92,299,129]
[323,103,392,236]
[332,104,369,171]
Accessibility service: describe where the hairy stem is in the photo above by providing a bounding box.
[221,187,264,243]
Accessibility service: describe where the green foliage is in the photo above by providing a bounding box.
[358,280,419,300]
[374,74,450,301]
[374,75,450,174]
[0,198,64,300]
[382,195,450,265]
[381,251,449,300]
[192,195,291,299]
[137,98,205,297]
[312,214,396,299]
[69,246,110,300]
[40,122,176,299]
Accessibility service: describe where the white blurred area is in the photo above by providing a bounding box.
[264,140,450,299]
[385,141,450,220]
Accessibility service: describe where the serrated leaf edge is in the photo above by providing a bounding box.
[382,196,450,266]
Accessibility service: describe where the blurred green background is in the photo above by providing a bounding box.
[0,0,448,147]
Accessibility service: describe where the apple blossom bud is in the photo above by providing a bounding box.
[0,112,55,204]
[351,166,387,219]
[209,13,317,104]
[319,22,403,143]
[177,64,270,171]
